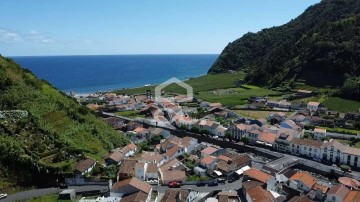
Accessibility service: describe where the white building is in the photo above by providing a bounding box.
[321,139,360,168]
[307,101,320,111]
[313,128,326,140]
[289,138,323,160]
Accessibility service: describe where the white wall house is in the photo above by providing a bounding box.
[289,138,323,160]
[314,128,326,140]
[307,102,320,111]
[321,140,360,168]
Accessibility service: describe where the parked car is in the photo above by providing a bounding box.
[0,194,7,199]
[168,181,181,188]
[208,181,218,186]
[217,178,226,184]
[196,181,206,186]
[59,183,68,189]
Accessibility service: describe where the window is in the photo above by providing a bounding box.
[314,149,317,153]
[332,196,336,201]
[309,148,312,151]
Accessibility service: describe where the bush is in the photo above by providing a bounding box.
[340,164,351,172]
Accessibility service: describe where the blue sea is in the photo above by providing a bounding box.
[12,54,218,93]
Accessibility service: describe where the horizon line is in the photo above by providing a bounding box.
[7,53,220,57]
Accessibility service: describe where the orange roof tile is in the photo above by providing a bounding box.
[313,183,329,194]
[165,145,181,158]
[290,172,316,189]
[258,132,277,144]
[244,168,272,183]
[246,186,274,202]
[201,146,218,155]
[344,190,360,202]
[200,156,216,165]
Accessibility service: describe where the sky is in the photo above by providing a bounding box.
[1,0,320,56]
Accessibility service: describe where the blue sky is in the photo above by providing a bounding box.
[1,0,320,56]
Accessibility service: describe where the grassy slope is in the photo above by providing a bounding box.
[0,56,128,188]
[323,97,360,113]
[114,72,245,95]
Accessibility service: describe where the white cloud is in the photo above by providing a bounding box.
[0,29,23,43]
[27,30,54,44]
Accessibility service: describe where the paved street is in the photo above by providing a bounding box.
[2,185,108,202]
[152,178,243,194]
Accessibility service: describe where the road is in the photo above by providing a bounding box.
[153,178,243,194]
[1,185,108,202]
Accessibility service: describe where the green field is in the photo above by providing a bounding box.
[196,85,283,107]
[115,110,145,118]
[323,97,360,113]
[234,110,292,119]
[114,72,245,95]
[28,193,72,202]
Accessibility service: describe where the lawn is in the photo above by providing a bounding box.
[28,193,72,202]
[196,85,283,107]
[114,72,245,95]
[234,110,292,119]
[115,110,145,118]
[323,97,360,113]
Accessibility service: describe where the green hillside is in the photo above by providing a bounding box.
[0,56,128,189]
[209,0,360,100]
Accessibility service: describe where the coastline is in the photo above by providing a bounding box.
[66,73,207,96]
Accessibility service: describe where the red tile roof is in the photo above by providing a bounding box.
[112,177,152,193]
[75,158,95,173]
[246,186,274,202]
[244,168,272,183]
[201,146,218,155]
[200,156,216,165]
[327,185,350,200]
[289,172,316,189]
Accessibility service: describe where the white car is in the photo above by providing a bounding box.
[0,193,7,199]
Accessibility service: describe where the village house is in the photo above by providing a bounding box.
[216,153,252,176]
[74,158,96,177]
[313,128,327,140]
[110,177,152,201]
[159,136,198,154]
[307,101,320,111]
[256,132,278,147]
[120,143,137,157]
[161,189,199,202]
[117,159,137,181]
[276,168,296,183]
[280,119,302,130]
[245,186,275,202]
[326,184,350,202]
[289,138,323,160]
[288,172,316,192]
[164,144,185,160]
[267,100,291,109]
[149,127,171,139]
[103,117,125,129]
[273,128,303,152]
[217,191,240,202]
[322,139,360,168]
[199,155,217,171]
[338,177,360,190]
[243,168,276,191]
[104,151,125,165]
[139,152,165,166]
[201,146,225,157]
[267,112,287,124]
[134,162,159,183]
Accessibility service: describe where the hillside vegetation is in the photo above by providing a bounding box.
[209,0,360,100]
[0,56,128,189]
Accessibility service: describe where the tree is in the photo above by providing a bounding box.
[241,137,250,144]
[225,132,232,140]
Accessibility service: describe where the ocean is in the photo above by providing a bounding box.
[12,54,218,93]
